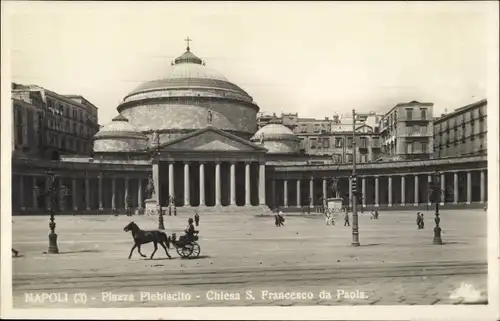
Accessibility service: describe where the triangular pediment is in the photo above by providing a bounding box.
[355,124,373,133]
[158,126,267,152]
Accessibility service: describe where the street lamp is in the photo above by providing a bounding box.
[430,171,444,245]
[34,170,61,254]
[152,130,165,230]
[351,109,360,246]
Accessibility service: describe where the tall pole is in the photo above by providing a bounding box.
[351,109,360,246]
[47,171,59,253]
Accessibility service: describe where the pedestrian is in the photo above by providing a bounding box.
[420,213,424,229]
[344,212,350,227]
[370,210,375,219]
[194,211,200,226]
[307,198,311,215]
[374,210,379,219]
[278,210,285,226]
[416,212,422,229]
[12,248,19,257]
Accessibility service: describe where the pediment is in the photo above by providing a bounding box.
[355,124,373,133]
[158,126,267,152]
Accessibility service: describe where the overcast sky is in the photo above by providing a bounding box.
[5,1,496,125]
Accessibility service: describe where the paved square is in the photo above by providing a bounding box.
[12,209,487,307]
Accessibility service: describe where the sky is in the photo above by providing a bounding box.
[5,1,496,125]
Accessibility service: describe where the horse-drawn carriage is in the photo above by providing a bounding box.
[170,232,201,258]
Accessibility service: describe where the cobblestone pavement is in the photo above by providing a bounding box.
[11,209,488,308]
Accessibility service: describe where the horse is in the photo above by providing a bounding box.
[123,222,171,260]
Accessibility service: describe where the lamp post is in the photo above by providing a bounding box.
[35,170,62,254]
[351,109,360,246]
[430,171,444,245]
[153,130,165,230]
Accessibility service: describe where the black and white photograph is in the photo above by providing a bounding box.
[1,1,499,320]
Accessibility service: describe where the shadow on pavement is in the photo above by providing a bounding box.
[50,249,101,254]
[180,255,211,260]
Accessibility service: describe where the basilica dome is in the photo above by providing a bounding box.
[93,114,148,153]
[250,123,301,154]
[116,44,260,142]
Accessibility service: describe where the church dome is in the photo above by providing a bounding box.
[93,114,148,153]
[117,42,260,139]
[123,47,251,101]
[250,123,300,154]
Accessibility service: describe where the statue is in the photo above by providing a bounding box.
[207,109,213,124]
[259,132,265,144]
[145,174,155,199]
[152,131,160,147]
[330,178,339,197]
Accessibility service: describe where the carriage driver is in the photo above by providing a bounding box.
[184,218,199,242]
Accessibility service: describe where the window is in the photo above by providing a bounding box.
[420,108,427,120]
[413,125,420,134]
[346,153,353,162]
[347,137,353,147]
[406,108,413,120]
[421,142,428,153]
[15,107,24,145]
[406,142,413,154]
[314,124,320,133]
[406,124,412,135]
[309,138,317,149]
[359,137,367,148]
[322,138,330,148]
[335,137,343,148]
[300,125,307,133]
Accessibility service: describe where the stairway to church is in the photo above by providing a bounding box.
[160,205,274,217]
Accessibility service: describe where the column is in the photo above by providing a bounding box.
[427,174,432,206]
[19,175,25,210]
[124,177,129,209]
[322,179,327,207]
[374,176,379,207]
[259,163,266,205]
[72,177,78,211]
[466,171,472,204]
[296,180,301,208]
[58,177,65,212]
[152,163,160,202]
[453,172,458,204]
[98,174,103,210]
[271,179,276,208]
[199,162,205,206]
[245,162,251,206]
[388,176,393,206]
[215,162,221,206]
[111,177,116,210]
[137,178,143,209]
[361,177,366,207]
[440,173,445,205]
[168,162,174,201]
[283,179,288,207]
[184,162,190,207]
[45,174,51,210]
[401,175,406,206]
[230,162,236,206]
[309,178,314,207]
[413,175,419,206]
[480,171,485,203]
[32,176,38,210]
[85,175,91,211]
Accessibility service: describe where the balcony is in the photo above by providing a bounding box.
[400,115,430,122]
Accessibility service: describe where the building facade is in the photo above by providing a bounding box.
[379,101,434,161]
[10,44,488,215]
[12,83,99,160]
[433,99,487,158]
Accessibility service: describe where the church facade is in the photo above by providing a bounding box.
[11,45,488,215]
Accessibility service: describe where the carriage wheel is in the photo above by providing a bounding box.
[176,244,193,258]
[190,242,201,257]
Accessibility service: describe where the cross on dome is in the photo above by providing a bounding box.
[184,36,192,51]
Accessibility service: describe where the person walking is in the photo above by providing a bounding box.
[194,211,200,226]
[344,212,350,227]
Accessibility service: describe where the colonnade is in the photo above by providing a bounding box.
[271,169,487,208]
[12,174,147,213]
[153,161,266,207]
